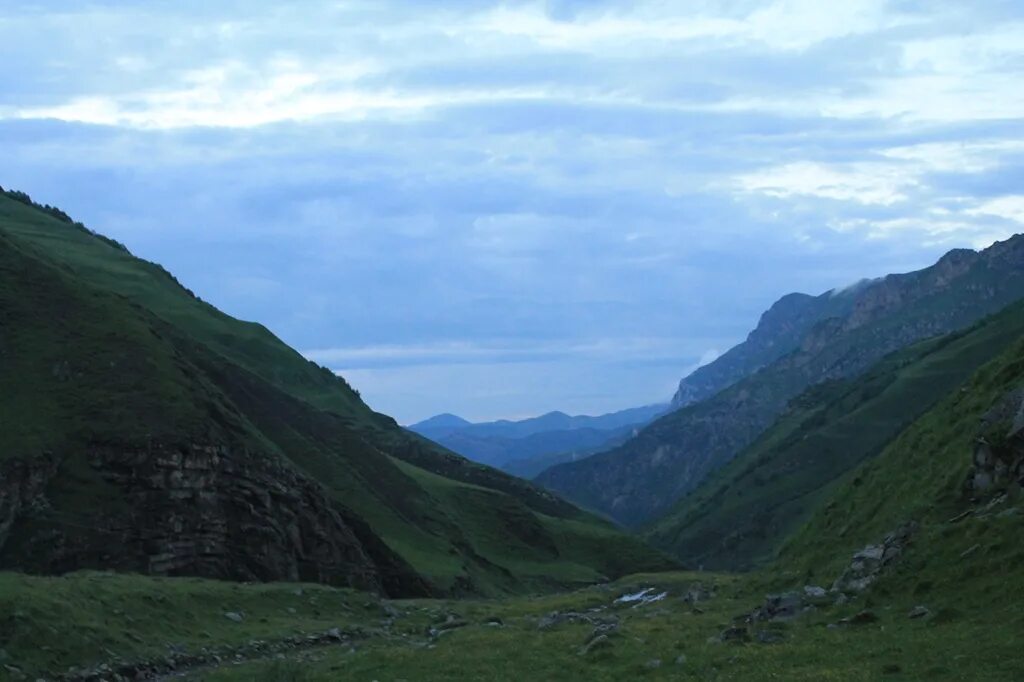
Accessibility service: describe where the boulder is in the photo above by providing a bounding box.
[578,634,613,656]
[803,585,827,599]
[908,605,930,620]
[832,522,917,593]
[749,592,804,622]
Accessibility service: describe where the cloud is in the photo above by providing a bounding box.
[968,195,1024,224]
[736,161,914,205]
[1,0,1023,421]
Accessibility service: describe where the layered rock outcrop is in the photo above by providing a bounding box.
[0,442,429,597]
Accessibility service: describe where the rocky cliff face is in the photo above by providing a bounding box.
[967,388,1024,497]
[540,235,1024,527]
[0,443,430,597]
[0,454,59,550]
[672,292,846,408]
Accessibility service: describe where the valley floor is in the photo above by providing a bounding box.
[3,569,1022,681]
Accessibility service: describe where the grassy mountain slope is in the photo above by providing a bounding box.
[505,444,613,480]
[645,299,1024,569]
[0,188,672,596]
[538,238,1024,527]
[775,323,1024,582]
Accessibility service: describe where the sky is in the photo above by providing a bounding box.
[2,1,1024,423]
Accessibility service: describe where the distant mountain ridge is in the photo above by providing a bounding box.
[408,404,667,472]
[538,234,1024,527]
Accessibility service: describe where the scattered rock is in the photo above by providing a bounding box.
[682,582,715,605]
[577,634,613,656]
[583,622,619,645]
[748,592,804,622]
[803,585,827,599]
[538,612,570,630]
[644,658,662,669]
[674,654,687,666]
[719,626,750,644]
[965,388,1024,496]
[538,610,615,631]
[832,522,917,593]
[427,616,468,639]
[484,617,504,627]
[223,612,244,623]
[908,605,931,620]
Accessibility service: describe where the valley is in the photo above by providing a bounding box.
[2,188,1023,681]
[5,3,1024,679]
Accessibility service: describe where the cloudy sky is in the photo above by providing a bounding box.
[2,1,1023,423]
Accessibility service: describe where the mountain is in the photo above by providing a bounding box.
[0,187,674,597]
[410,404,666,441]
[403,413,471,439]
[537,236,1024,526]
[645,297,1024,568]
[407,404,666,470]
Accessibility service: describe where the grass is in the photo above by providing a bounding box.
[0,571,374,677]
[4,566,1022,681]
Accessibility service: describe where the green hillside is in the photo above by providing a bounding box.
[0,188,673,597]
[775,323,1024,583]
[645,299,1024,569]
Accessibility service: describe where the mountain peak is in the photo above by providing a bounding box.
[407,413,471,430]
